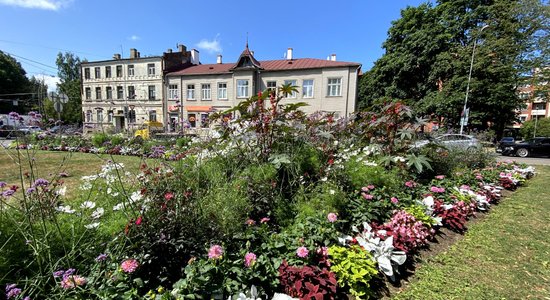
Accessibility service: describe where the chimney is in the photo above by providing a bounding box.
[191,49,200,65]
[113,53,121,60]
[130,48,137,59]
[287,48,293,60]
[137,51,141,58]
[167,49,172,53]
[217,54,222,64]
[178,44,186,53]
[331,54,336,61]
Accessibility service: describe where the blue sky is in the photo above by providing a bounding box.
[0,0,426,90]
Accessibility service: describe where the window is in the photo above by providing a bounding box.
[128,109,136,123]
[149,110,157,122]
[267,81,277,93]
[302,79,314,98]
[116,65,122,77]
[107,110,113,123]
[84,68,90,79]
[188,113,196,128]
[128,65,135,76]
[148,86,156,100]
[106,86,113,99]
[96,109,103,123]
[168,84,179,100]
[117,86,123,99]
[237,80,249,98]
[94,67,101,79]
[95,87,102,100]
[187,84,195,100]
[85,87,91,100]
[284,80,297,98]
[105,66,111,78]
[86,110,92,122]
[201,84,211,100]
[533,103,546,110]
[327,78,342,96]
[218,82,227,99]
[201,113,209,128]
[148,63,155,76]
[128,86,135,99]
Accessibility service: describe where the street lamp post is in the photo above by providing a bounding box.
[460,24,489,135]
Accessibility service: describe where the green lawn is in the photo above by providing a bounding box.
[392,166,550,300]
[0,149,145,199]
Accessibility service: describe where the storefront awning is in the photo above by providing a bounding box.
[186,105,213,112]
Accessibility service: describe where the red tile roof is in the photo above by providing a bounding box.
[167,58,360,76]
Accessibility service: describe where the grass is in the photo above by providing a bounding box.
[392,166,550,300]
[0,149,145,199]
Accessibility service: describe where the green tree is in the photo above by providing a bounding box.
[359,0,549,136]
[0,50,32,114]
[55,52,83,124]
[520,117,550,139]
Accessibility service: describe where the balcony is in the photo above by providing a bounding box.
[531,109,547,116]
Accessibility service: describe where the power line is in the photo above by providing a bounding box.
[3,51,58,70]
[0,39,110,60]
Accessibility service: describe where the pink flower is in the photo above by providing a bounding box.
[120,259,139,273]
[260,217,270,223]
[391,197,399,204]
[362,193,374,200]
[430,186,445,193]
[245,219,256,226]
[327,213,338,223]
[435,175,445,180]
[61,275,87,289]
[476,175,483,180]
[405,181,415,188]
[164,192,174,200]
[367,185,375,190]
[316,246,329,257]
[135,216,143,226]
[296,246,309,258]
[244,252,257,267]
[208,245,223,260]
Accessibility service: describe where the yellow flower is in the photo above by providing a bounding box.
[157,286,165,293]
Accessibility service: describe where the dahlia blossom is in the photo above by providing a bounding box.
[296,246,309,258]
[327,213,338,223]
[208,245,223,260]
[244,252,257,267]
[120,259,139,273]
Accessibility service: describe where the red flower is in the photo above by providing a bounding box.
[135,216,143,226]
[164,192,174,201]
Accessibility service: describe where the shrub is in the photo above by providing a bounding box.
[91,132,110,147]
[328,245,378,299]
[278,260,337,299]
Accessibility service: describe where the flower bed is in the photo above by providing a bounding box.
[0,98,536,300]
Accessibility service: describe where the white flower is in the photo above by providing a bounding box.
[84,222,100,229]
[55,205,75,214]
[79,182,92,191]
[55,186,67,196]
[129,191,143,203]
[329,189,336,195]
[91,207,105,219]
[80,201,96,209]
[113,203,125,211]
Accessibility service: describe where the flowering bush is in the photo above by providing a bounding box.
[278,260,337,299]
[377,210,434,253]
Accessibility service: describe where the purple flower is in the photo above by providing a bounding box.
[296,246,309,258]
[208,245,223,260]
[26,187,36,194]
[244,252,257,268]
[63,268,75,277]
[23,297,31,300]
[53,270,65,278]
[0,182,7,188]
[6,287,21,299]
[2,190,15,197]
[8,112,20,120]
[5,284,17,292]
[95,254,108,262]
[33,178,49,187]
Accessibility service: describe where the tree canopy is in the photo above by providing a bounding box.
[359,0,550,136]
[54,52,83,124]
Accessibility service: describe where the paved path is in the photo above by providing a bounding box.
[495,153,550,166]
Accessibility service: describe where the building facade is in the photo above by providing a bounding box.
[514,68,549,129]
[165,46,361,129]
[81,47,192,134]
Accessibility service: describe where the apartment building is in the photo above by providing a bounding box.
[165,46,361,129]
[514,68,549,128]
[81,46,193,134]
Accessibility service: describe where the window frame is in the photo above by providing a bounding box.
[201,83,211,100]
[95,87,102,100]
[94,67,101,79]
[168,84,179,100]
[105,66,111,78]
[218,82,228,100]
[116,65,122,77]
[148,85,156,100]
[106,86,113,99]
[85,87,91,100]
[327,78,342,97]
[116,86,124,100]
[84,68,90,79]
[148,63,156,76]
[284,80,297,98]
[187,84,196,100]
[302,79,314,98]
[128,86,135,100]
[237,79,249,98]
[128,65,135,76]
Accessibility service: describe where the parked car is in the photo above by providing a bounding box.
[0,125,22,139]
[413,134,482,150]
[500,137,550,157]
[19,126,42,134]
[496,137,515,153]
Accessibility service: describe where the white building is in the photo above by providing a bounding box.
[81,47,192,134]
[165,46,361,129]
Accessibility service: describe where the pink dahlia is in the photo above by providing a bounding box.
[327,213,338,223]
[435,175,445,180]
[260,217,270,224]
[120,259,139,273]
[61,275,87,289]
[244,252,257,267]
[296,246,309,258]
[391,197,399,204]
[208,245,223,260]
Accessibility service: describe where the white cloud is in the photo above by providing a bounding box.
[196,34,222,54]
[128,35,140,41]
[43,76,60,92]
[0,0,72,10]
